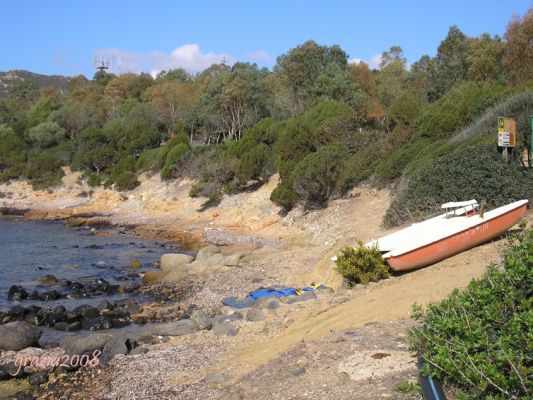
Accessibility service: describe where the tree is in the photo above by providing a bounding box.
[376,46,408,109]
[503,9,533,84]
[28,121,66,148]
[467,33,505,83]
[143,81,199,134]
[156,68,192,83]
[274,40,349,110]
[434,26,471,94]
[9,79,39,104]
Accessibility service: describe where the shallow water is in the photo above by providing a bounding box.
[0,216,179,311]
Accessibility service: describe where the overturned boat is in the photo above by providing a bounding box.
[366,199,528,271]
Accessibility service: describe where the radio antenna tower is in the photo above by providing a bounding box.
[93,56,110,73]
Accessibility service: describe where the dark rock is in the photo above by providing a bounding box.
[1,361,24,378]
[110,317,130,329]
[100,335,134,366]
[44,311,66,327]
[28,290,39,300]
[213,323,239,337]
[148,320,198,336]
[291,367,306,377]
[191,310,212,331]
[0,321,42,350]
[7,285,28,301]
[83,316,112,331]
[113,298,142,314]
[245,308,266,322]
[38,290,61,301]
[97,300,113,312]
[73,305,99,319]
[8,305,27,319]
[61,332,112,355]
[53,321,80,332]
[132,316,146,325]
[129,347,149,355]
[52,306,66,313]
[28,371,48,386]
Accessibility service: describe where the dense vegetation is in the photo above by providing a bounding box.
[335,243,390,284]
[409,228,532,399]
[0,9,532,223]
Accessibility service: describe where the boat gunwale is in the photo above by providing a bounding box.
[383,200,528,260]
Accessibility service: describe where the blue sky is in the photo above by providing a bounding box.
[1,0,531,77]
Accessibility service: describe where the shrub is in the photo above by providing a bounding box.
[270,180,299,210]
[189,183,201,197]
[28,121,66,148]
[236,144,272,184]
[160,143,189,180]
[114,171,139,191]
[384,142,533,227]
[335,243,390,285]
[136,147,161,172]
[104,156,136,188]
[24,150,64,189]
[409,229,532,399]
[291,143,350,209]
[87,172,102,188]
[156,132,189,169]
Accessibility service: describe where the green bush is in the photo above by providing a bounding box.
[384,142,533,227]
[28,121,66,148]
[136,147,161,172]
[236,143,272,184]
[156,132,189,169]
[114,171,139,191]
[87,172,102,187]
[104,156,136,188]
[291,143,350,209]
[24,150,64,189]
[335,243,390,285]
[189,183,201,197]
[270,180,299,210]
[409,229,532,399]
[160,143,190,180]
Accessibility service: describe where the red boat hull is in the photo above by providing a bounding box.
[385,203,527,271]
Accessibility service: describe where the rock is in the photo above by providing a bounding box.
[28,371,49,386]
[37,274,58,285]
[222,253,244,267]
[8,305,27,319]
[44,311,66,326]
[73,305,100,319]
[195,245,221,260]
[61,332,113,355]
[64,217,87,228]
[110,317,129,329]
[114,298,142,314]
[129,260,142,269]
[245,308,265,322]
[97,299,113,312]
[204,372,232,384]
[149,320,198,336]
[131,316,146,325]
[1,361,24,378]
[83,316,113,331]
[129,347,149,355]
[100,335,135,366]
[287,292,316,303]
[54,321,81,332]
[254,297,281,310]
[142,270,168,284]
[160,268,188,282]
[291,367,307,377]
[160,253,194,272]
[0,321,42,350]
[213,312,243,325]
[7,285,28,301]
[213,323,239,337]
[38,290,61,301]
[191,310,212,331]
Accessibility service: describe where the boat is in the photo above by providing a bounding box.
[365,199,529,271]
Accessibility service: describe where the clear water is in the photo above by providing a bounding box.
[0,216,178,311]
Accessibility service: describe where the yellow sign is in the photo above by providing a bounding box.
[497,117,516,147]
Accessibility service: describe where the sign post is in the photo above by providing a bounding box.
[498,117,516,160]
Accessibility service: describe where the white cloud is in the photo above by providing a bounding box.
[247,50,273,62]
[94,44,234,75]
[348,54,383,70]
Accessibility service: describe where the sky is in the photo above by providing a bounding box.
[1,0,531,78]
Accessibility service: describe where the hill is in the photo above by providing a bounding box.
[0,69,70,97]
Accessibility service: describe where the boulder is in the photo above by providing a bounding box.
[222,253,244,267]
[100,335,135,366]
[61,332,113,355]
[129,260,142,269]
[142,270,168,285]
[28,371,49,386]
[0,321,42,351]
[254,296,281,310]
[7,285,28,301]
[160,254,194,272]
[195,245,221,260]
[160,268,189,283]
[213,323,239,337]
[148,320,198,336]
[36,274,59,285]
[245,308,266,322]
[191,310,212,331]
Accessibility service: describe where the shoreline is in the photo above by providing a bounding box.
[1,173,530,399]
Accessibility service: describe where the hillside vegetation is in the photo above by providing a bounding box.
[0,10,532,225]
